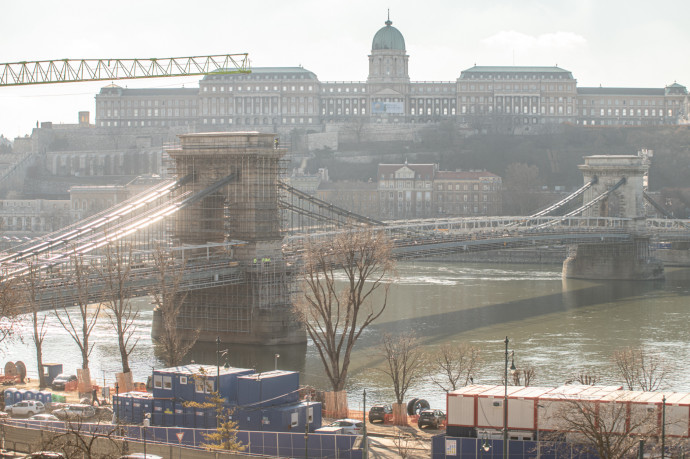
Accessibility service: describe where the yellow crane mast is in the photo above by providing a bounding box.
[0,54,250,86]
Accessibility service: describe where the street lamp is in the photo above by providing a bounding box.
[481,434,492,458]
[216,336,221,382]
[503,337,516,459]
[662,395,666,459]
[274,353,280,371]
[115,382,120,426]
[362,389,368,459]
[305,394,310,459]
[143,413,150,457]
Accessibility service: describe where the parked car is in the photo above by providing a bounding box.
[368,404,392,423]
[314,426,345,434]
[52,404,96,420]
[6,400,45,417]
[417,409,446,429]
[51,373,77,390]
[30,413,60,421]
[324,419,363,435]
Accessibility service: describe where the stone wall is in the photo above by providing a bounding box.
[563,239,664,280]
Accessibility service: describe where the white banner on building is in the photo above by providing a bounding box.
[372,101,404,114]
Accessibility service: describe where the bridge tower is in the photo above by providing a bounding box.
[153,131,306,345]
[578,155,648,219]
[564,154,663,280]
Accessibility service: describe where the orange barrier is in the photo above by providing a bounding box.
[64,380,78,392]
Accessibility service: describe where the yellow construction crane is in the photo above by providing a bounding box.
[0,54,250,86]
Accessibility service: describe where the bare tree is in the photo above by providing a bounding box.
[150,245,197,367]
[391,427,423,458]
[0,264,19,344]
[54,250,101,371]
[22,260,49,388]
[296,229,394,398]
[342,117,368,144]
[42,418,124,458]
[97,241,138,374]
[613,347,668,391]
[429,342,481,392]
[502,162,543,215]
[378,333,425,425]
[511,365,536,387]
[550,398,657,459]
[574,372,599,385]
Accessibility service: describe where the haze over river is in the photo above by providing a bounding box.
[4,261,690,411]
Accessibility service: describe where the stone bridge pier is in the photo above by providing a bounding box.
[151,132,306,345]
[563,155,664,280]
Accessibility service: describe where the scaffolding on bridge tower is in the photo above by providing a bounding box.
[157,131,305,345]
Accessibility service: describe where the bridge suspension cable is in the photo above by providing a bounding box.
[643,191,674,219]
[525,178,597,220]
[531,177,626,230]
[0,54,250,87]
[278,181,385,228]
[4,173,240,281]
[0,175,193,266]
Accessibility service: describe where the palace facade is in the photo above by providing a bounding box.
[94,16,689,135]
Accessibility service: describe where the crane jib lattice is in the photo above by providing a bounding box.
[0,54,250,86]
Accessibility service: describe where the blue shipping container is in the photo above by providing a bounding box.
[237,371,299,408]
[151,399,165,426]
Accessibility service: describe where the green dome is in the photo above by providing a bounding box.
[372,18,406,51]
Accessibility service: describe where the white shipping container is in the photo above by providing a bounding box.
[446,385,494,427]
[662,393,690,437]
[476,386,524,429]
[447,385,690,439]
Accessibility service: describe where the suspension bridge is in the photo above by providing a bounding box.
[1,133,688,344]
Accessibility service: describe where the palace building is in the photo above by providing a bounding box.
[94,15,689,136]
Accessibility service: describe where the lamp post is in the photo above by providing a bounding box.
[480,434,491,459]
[362,389,368,459]
[216,336,221,382]
[305,395,310,459]
[503,337,516,459]
[274,353,280,371]
[115,382,120,426]
[662,395,666,459]
[216,336,222,429]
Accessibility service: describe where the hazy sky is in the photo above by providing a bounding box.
[1,0,688,139]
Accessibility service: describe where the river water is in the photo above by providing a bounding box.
[3,261,690,412]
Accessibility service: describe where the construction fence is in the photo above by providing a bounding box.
[2,420,363,459]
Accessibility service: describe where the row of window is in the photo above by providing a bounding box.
[462,105,573,115]
[461,83,576,92]
[462,96,574,103]
[99,99,195,108]
[104,108,197,118]
[583,108,673,117]
[461,73,572,80]
[203,85,315,92]
[580,119,671,126]
[580,99,676,106]
[153,374,214,393]
[379,181,432,189]
[210,73,314,80]
[201,117,315,125]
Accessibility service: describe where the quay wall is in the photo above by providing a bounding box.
[562,240,665,280]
